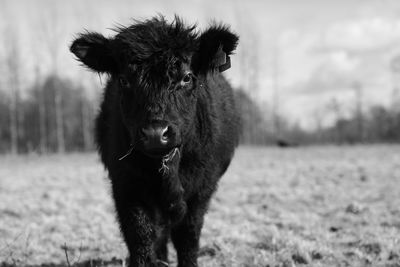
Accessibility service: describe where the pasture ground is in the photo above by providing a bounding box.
[0,145,400,267]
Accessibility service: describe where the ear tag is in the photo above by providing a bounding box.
[214,46,231,72]
[219,56,231,72]
[215,46,226,65]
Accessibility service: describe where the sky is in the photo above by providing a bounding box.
[1,0,400,129]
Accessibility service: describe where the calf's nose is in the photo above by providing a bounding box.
[141,124,169,148]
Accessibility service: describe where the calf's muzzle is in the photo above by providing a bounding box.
[139,121,178,157]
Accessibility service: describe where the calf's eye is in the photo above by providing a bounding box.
[182,73,192,84]
[119,77,129,88]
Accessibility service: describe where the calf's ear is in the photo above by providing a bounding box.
[70,32,117,73]
[193,25,239,75]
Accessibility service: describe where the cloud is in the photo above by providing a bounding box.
[321,17,400,52]
[276,16,400,95]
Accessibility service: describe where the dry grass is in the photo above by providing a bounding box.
[1,145,400,266]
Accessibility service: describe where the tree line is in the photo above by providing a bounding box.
[2,75,400,154]
[235,87,400,146]
[0,75,97,154]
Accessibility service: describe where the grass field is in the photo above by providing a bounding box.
[1,145,400,267]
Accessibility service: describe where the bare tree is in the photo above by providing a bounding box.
[234,5,264,144]
[4,28,21,154]
[34,66,48,153]
[312,107,324,142]
[327,98,343,143]
[80,89,92,151]
[38,2,66,153]
[390,55,400,113]
[271,44,281,139]
[353,82,364,142]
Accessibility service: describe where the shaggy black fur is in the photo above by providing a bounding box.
[70,16,240,267]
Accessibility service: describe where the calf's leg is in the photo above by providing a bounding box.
[154,227,169,264]
[113,186,157,267]
[171,200,207,267]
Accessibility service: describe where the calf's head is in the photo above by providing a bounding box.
[70,17,238,159]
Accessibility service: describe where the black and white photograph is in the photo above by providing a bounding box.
[0,0,400,266]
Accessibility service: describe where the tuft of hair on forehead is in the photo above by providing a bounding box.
[113,15,198,64]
